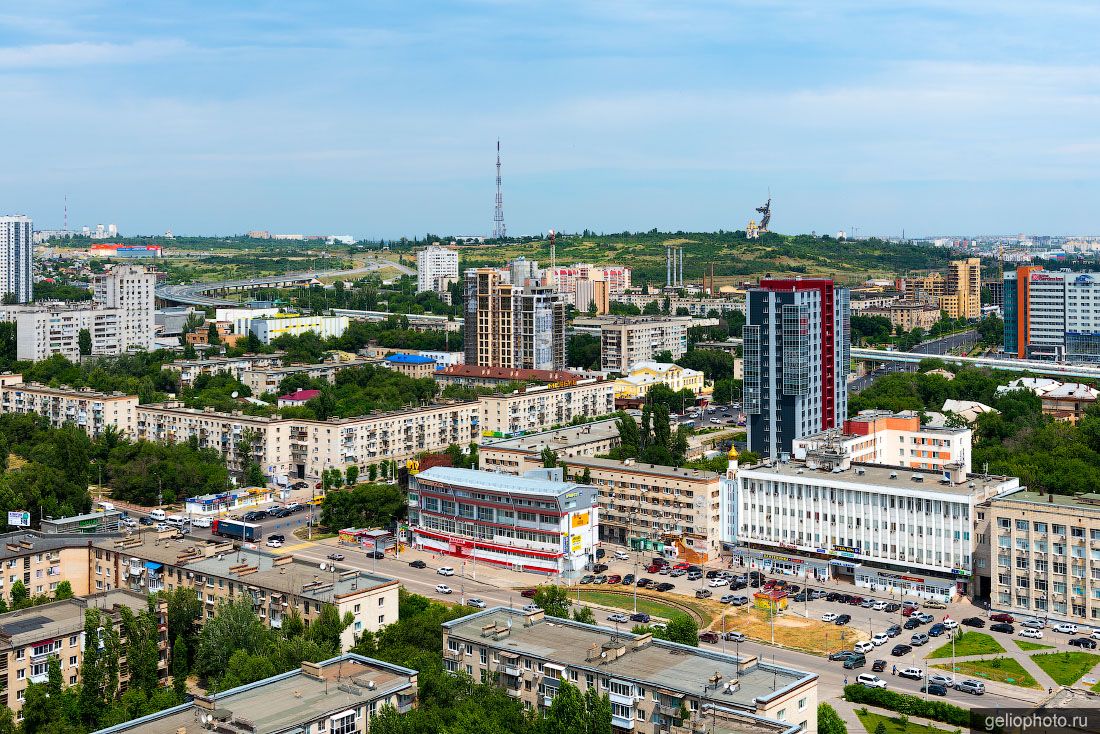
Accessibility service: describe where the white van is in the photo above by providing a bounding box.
[149,509,167,522]
[96,501,115,513]
[165,514,188,528]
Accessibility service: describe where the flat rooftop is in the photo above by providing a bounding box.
[416,466,585,497]
[445,609,813,711]
[0,531,107,562]
[95,655,416,734]
[990,489,1100,512]
[97,535,396,602]
[563,455,720,482]
[0,590,147,648]
[740,460,1017,496]
[482,418,622,452]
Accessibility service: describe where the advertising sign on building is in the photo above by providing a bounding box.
[7,511,30,527]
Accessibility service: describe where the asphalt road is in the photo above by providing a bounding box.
[851,330,978,394]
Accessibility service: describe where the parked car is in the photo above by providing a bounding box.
[872,601,888,612]
[521,604,541,613]
[592,563,608,574]
[670,569,687,578]
[1053,623,1079,634]
[916,613,935,624]
[437,566,455,576]
[191,516,212,528]
[842,654,866,670]
[520,588,537,598]
[901,607,916,617]
[897,667,924,681]
[606,575,622,584]
[121,517,138,529]
[910,633,929,646]
[890,644,912,657]
[821,612,838,622]
[724,631,747,642]
[636,578,653,588]
[942,619,958,630]
[435,584,453,595]
[596,548,606,559]
[860,599,875,609]
[1069,637,1097,649]
[613,551,629,561]
[655,582,675,592]
[990,623,1015,634]
[884,603,901,613]
[622,574,635,585]
[885,624,902,638]
[903,619,921,630]
[955,679,985,695]
[695,589,712,599]
[835,614,852,626]
[709,577,730,587]
[467,598,486,609]
[731,596,750,606]
[829,650,856,662]
[928,623,946,637]
[607,613,630,624]
[699,632,720,644]
[579,575,595,584]
[1021,618,1045,629]
[138,516,154,526]
[593,575,608,585]
[872,659,887,672]
[854,641,875,654]
[990,612,1014,623]
[629,612,651,623]
[327,553,345,561]
[856,674,887,689]
[901,600,920,609]
[871,633,889,646]
[687,571,704,581]
[921,683,948,696]
[720,594,739,604]
[923,599,947,609]
[962,617,985,628]
[705,570,721,579]
[1019,628,1044,639]
[409,560,427,569]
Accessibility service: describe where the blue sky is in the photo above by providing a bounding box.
[2,1,1098,238]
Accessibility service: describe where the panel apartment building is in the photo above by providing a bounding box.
[417,244,459,294]
[732,456,1018,600]
[443,608,819,734]
[586,316,695,373]
[408,466,599,575]
[0,374,139,439]
[477,379,615,438]
[1003,266,1100,361]
[0,590,168,718]
[0,215,33,304]
[743,278,850,458]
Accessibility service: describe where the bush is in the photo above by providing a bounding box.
[843,685,971,728]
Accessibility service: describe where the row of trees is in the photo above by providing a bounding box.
[610,406,690,467]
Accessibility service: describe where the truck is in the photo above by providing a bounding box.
[211,519,262,542]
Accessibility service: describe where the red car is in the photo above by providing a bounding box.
[520,589,537,598]
[901,606,916,617]
[990,613,1014,623]
[606,575,622,584]
[673,562,691,570]
[646,563,663,573]
[763,580,777,589]
[848,596,864,606]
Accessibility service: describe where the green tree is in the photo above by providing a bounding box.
[532,584,572,618]
[874,722,887,734]
[195,597,270,682]
[307,604,354,654]
[572,606,596,625]
[662,615,699,646]
[78,328,92,357]
[320,482,406,530]
[54,580,74,600]
[538,681,590,734]
[541,446,560,468]
[817,703,848,734]
[9,580,28,609]
[172,634,189,700]
[207,323,221,345]
[346,464,360,486]
[567,333,601,370]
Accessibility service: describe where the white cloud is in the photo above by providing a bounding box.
[0,39,188,69]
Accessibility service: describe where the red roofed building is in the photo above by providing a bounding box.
[434,364,586,389]
[277,389,321,407]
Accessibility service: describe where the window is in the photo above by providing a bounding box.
[331,711,356,734]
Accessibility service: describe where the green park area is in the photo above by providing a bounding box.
[856,710,956,734]
[1014,639,1054,651]
[572,589,714,627]
[926,631,1004,659]
[1030,651,1100,687]
[933,658,1040,689]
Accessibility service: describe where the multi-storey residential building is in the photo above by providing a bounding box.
[897,272,945,304]
[249,314,349,344]
[442,608,819,734]
[0,590,167,718]
[95,654,418,734]
[1003,266,1100,361]
[434,364,580,389]
[996,377,1099,424]
[613,361,705,399]
[479,417,624,474]
[477,379,614,438]
[565,457,722,562]
[171,353,288,389]
[0,375,138,438]
[0,530,398,651]
[615,293,744,317]
[515,285,567,370]
[549,264,631,303]
[92,265,157,352]
[417,245,459,294]
[941,258,982,320]
[732,457,1018,600]
[382,353,437,379]
[134,399,480,480]
[239,358,377,394]
[743,278,850,459]
[0,215,33,304]
[979,490,1100,625]
[463,268,566,371]
[408,467,599,575]
[861,301,940,332]
[586,316,694,373]
[792,410,972,474]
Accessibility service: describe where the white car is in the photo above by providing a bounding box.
[522,604,541,613]
[1021,618,1045,629]
[928,673,955,687]
[437,566,455,576]
[898,667,924,681]
[1053,623,1078,634]
[709,577,729,587]
[613,551,629,561]
[1019,628,1043,639]
[265,538,283,548]
[855,673,887,689]
[191,516,212,528]
[871,633,889,646]
[466,598,487,608]
[821,612,838,622]
[854,641,875,654]
[942,619,958,630]
[155,523,170,532]
[435,584,453,594]
[607,613,630,623]
[1092,629,1100,641]
[121,517,138,529]
[872,601,887,612]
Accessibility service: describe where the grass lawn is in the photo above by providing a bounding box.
[1030,651,1100,687]
[933,658,1040,689]
[927,631,1005,659]
[856,710,955,734]
[574,590,713,626]
[1014,639,1055,652]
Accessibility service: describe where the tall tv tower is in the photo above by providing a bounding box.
[492,139,506,240]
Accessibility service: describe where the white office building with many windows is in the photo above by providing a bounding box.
[0,215,33,303]
[417,245,459,294]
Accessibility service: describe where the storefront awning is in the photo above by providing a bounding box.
[144,561,163,571]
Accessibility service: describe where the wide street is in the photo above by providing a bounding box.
[850,329,978,393]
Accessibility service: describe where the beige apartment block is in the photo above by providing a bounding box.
[980,490,1100,625]
[942,258,982,320]
[0,590,168,717]
[443,608,818,734]
[479,417,624,474]
[239,358,378,394]
[171,353,287,389]
[477,379,615,438]
[0,375,138,438]
[588,316,694,373]
[862,301,941,332]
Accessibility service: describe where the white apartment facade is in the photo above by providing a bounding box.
[732,458,1019,600]
[92,265,157,352]
[170,353,288,389]
[417,245,459,293]
[249,314,349,344]
[0,375,138,438]
[0,216,33,304]
[477,379,615,438]
[590,316,693,373]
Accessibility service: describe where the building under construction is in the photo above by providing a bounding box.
[464,267,566,371]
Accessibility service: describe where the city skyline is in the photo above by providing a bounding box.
[2,2,1099,237]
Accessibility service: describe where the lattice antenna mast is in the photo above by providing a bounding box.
[63,194,68,231]
[492,139,506,239]
[549,229,556,282]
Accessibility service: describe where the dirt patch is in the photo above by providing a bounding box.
[712,607,869,655]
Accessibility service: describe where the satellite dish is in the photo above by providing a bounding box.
[319,563,327,571]
[231,391,239,398]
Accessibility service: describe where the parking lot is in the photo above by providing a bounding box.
[673,402,744,429]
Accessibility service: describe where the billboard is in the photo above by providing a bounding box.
[7,511,30,527]
[571,512,589,528]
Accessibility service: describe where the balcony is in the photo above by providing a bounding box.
[29,672,49,685]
